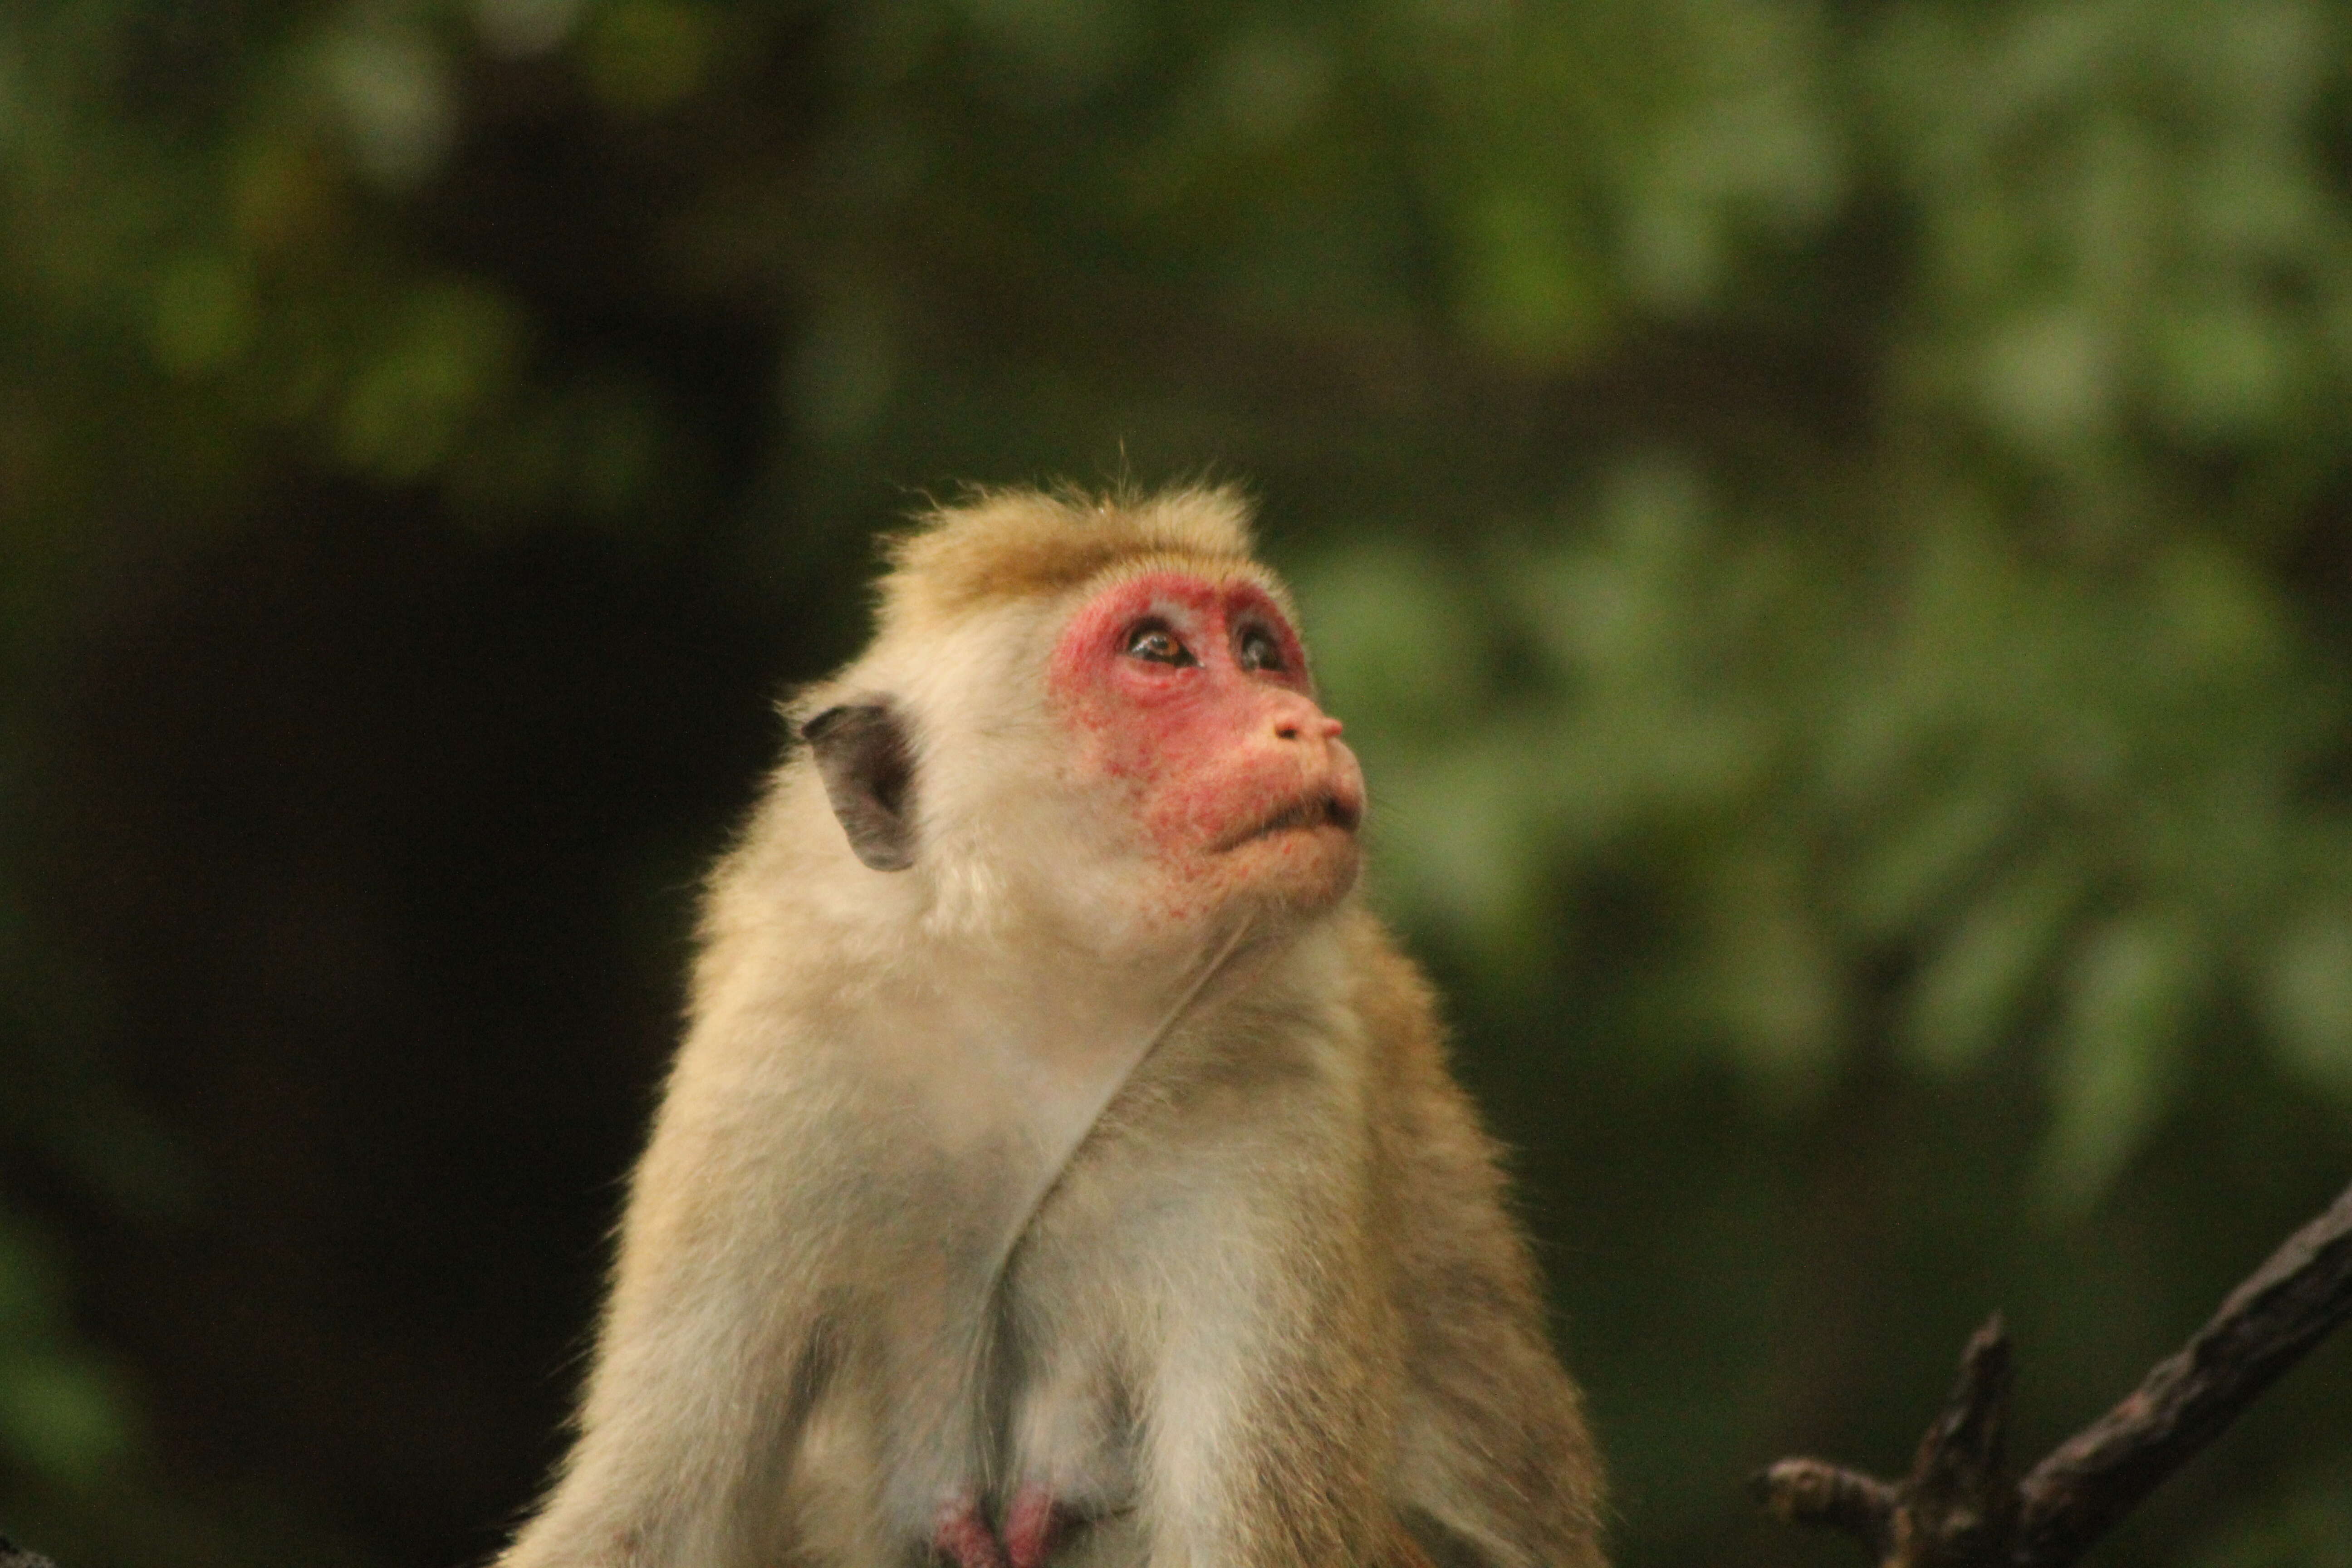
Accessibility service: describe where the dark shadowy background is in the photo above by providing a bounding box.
[3,2,2351,1565]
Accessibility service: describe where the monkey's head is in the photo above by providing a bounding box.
[795,487,1365,951]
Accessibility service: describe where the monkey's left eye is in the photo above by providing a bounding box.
[1235,624,1288,675]
[1125,620,1197,666]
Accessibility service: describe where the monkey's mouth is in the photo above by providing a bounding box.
[1223,790,1362,849]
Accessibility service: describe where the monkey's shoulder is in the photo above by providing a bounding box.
[1331,907,1455,1080]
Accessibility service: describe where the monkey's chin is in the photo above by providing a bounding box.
[1219,824,1362,918]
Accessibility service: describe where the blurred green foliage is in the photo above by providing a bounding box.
[4,0,2352,1565]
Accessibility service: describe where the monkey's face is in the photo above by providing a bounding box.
[1047,570,1366,925]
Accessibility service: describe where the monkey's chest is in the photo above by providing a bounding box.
[992,1320,1136,1515]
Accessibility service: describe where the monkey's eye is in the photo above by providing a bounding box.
[1124,619,1197,667]
[1235,624,1288,675]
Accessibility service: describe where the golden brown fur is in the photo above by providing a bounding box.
[497,488,1605,1568]
[878,486,1274,636]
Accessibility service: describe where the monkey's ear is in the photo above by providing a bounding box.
[801,702,918,871]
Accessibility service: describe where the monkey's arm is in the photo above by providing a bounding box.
[1033,976,1408,1568]
[1132,1122,1404,1568]
[1358,929,1609,1568]
[499,1062,871,1568]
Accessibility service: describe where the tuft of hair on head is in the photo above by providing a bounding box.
[875,485,1264,639]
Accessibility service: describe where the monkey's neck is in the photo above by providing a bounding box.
[937,909,1264,1460]
[898,906,1258,1122]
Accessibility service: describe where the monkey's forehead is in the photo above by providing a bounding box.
[1078,553,1299,624]
[875,485,1294,632]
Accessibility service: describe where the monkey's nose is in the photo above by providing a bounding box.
[1269,696,1339,743]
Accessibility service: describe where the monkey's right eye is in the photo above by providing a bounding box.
[1124,620,1197,667]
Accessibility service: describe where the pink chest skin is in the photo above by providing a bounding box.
[1047,571,1366,920]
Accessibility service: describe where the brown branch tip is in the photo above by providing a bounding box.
[1753,1180,2352,1568]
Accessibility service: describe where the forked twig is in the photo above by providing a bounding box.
[1754,1181,2352,1568]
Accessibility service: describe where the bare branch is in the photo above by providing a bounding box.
[1753,1180,2352,1568]
[2013,1181,2352,1565]
[1752,1459,1899,1548]
[1902,1319,2018,1568]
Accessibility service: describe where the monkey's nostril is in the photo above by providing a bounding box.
[1274,722,1301,740]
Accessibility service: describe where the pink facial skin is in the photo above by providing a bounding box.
[1048,571,1366,923]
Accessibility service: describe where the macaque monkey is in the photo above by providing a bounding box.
[498,488,1606,1568]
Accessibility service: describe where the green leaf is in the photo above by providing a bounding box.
[2258,913,2352,1100]
[0,1352,135,1484]
[2036,910,2206,1218]
[2148,299,2293,441]
[581,0,720,115]
[336,283,524,480]
[1693,843,1838,1093]
[1975,304,2117,453]
[1454,182,1612,366]
[1904,851,2082,1076]
[1295,544,1487,737]
[1845,769,2027,943]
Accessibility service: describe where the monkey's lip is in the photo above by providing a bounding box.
[1220,790,1363,850]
